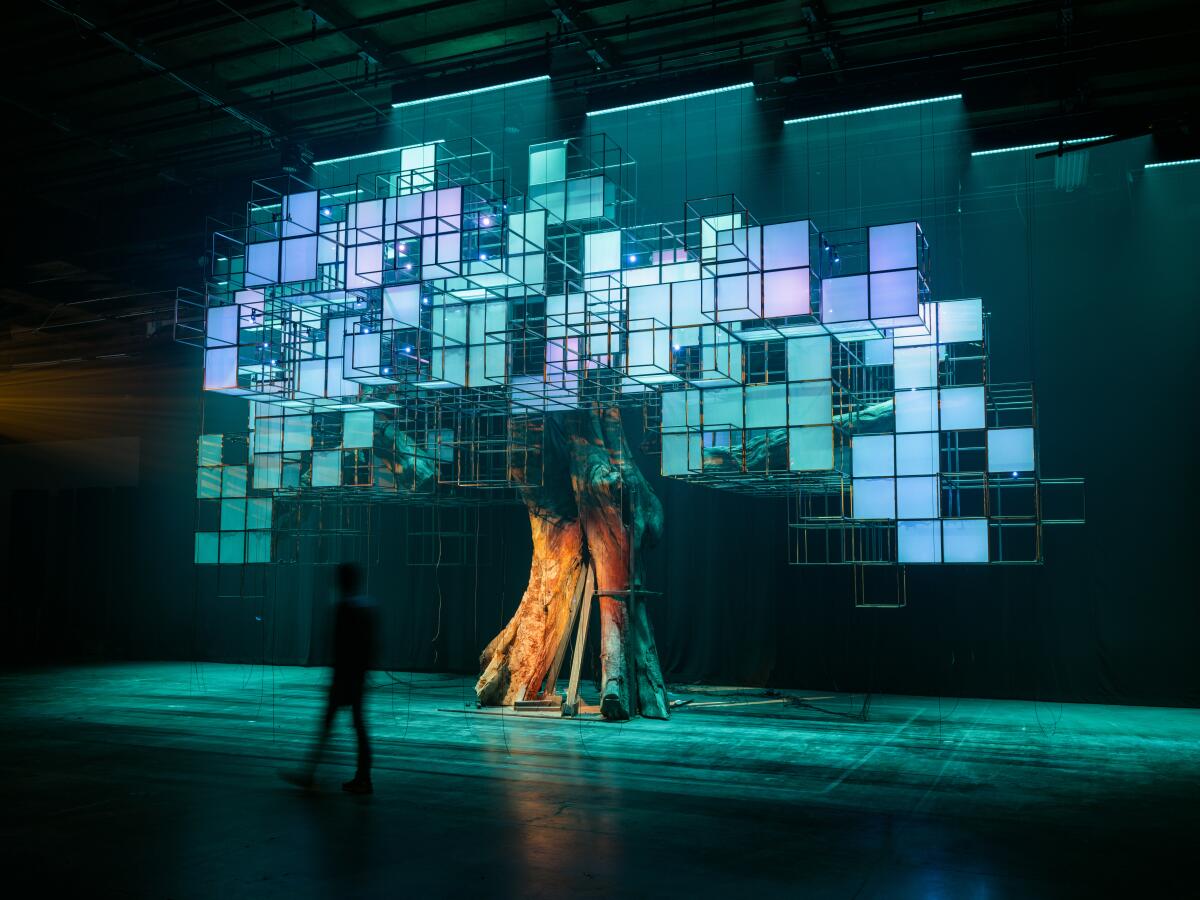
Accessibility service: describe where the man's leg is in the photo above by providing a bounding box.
[282,691,336,789]
[344,691,372,792]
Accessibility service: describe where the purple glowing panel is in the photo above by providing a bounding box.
[869,269,919,322]
[869,222,918,272]
[821,275,869,324]
[763,268,810,318]
[762,220,809,270]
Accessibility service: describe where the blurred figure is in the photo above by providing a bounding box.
[283,562,376,794]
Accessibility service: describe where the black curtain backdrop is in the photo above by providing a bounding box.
[2,92,1196,708]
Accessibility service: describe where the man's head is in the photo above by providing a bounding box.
[336,562,362,596]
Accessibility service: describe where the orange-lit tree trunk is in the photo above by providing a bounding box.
[475,405,668,720]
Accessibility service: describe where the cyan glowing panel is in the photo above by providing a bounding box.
[245,498,273,530]
[220,498,246,531]
[821,275,869,323]
[788,381,832,426]
[282,415,312,451]
[786,336,831,381]
[897,476,939,519]
[585,230,621,273]
[895,389,938,432]
[219,532,245,565]
[937,298,983,344]
[896,432,939,476]
[384,284,421,327]
[222,465,247,498]
[869,222,918,271]
[853,477,896,519]
[198,434,223,467]
[703,386,743,429]
[898,519,942,563]
[246,530,271,563]
[206,305,238,347]
[252,453,282,489]
[864,337,894,366]
[662,433,700,475]
[942,518,988,563]
[343,411,374,448]
[196,467,221,499]
[745,383,788,429]
[529,145,566,185]
[194,532,218,564]
[313,450,342,486]
[940,385,985,430]
[853,434,895,477]
[987,427,1035,473]
[893,345,938,389]
[789,425,834,471]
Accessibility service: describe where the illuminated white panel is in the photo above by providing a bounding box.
[897,476,939,519]
[629,284,670,324]
[566,176,605,220]
[585,231,621,273]
[343,411,374,448]
[627,327,670,375]
[786,335,830,381]
[789,426,834,471]
[297,359,325,397]
[938,298,983,344]
[895,388,938,432]
[898,519,941,563]
[206,305,238,347]
[864,337,894,366]
[821,275,869,323]
[714,273,761,320]
[869,222,917,271]
[853,434,894,477]
[893,345,938,389]
[671,281,706,329]
[853,477,896,519]
[940,385,985,430]
[204,347,238,390]
[703,386,743,429]
[987,428,1035,473]
[661,390,700,432]
[244,241,279,286]
[787,380,832,425]
[763,268,810,318]
[384,284,421,327]
[745,383,788,428]
[312,450,342,486]
[282,192,318,237]
[762,220,809,269]
[896,431,939,476]
[942,518,988,563]
[282,236,317,282]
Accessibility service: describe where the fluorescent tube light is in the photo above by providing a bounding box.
[390,75,549,110]
[784,94,962,125]
[971,136,1112,157]
[1144,158,1200,169]
[586,82,755,117]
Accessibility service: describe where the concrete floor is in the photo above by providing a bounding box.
[1,663,1197,898]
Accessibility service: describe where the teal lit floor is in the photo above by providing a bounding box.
[2,663,1197,898]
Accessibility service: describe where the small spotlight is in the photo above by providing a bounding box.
[628,254,637,263]
[322,207,332,216]
[398,243,407,254]
[404,262,413,270]
[403,345,413,353]
[382,367,391,375]
[270,358,277,365]
[479,252,489,261]
[481,216,492,227]
[1011,471,1019,478]
[421,298,430,305]
[672,344,681,351]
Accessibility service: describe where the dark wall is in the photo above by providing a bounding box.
[2,90,1196,707]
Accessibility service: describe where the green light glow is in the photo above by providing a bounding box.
[314,140,446,167]
[971,136,1113,157]
[586,83,755,117]
[1144,158,1200,169]
[390,76,550,110]
[784,94,962,125]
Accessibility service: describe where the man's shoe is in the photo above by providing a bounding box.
[341,777,373,795]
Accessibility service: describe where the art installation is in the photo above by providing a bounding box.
[177,134,1082,720]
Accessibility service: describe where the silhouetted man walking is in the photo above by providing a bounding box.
[283,562,376,794]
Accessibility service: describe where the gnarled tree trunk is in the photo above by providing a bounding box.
[475,405,668,720]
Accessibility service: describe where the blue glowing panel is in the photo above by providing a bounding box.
[763,268,810,318]
[789,426,834,471]
[383,284,421,327]
[244,241,279,287]
[206,306,238,348]
[762,220,809,269]
[898,519,941,563]
[987,428,1035,473]
[869,222,918,271]
[895,389,938,433]
[852,434,895,477]
[821,275,869,324]
[869,269,919,323]
[940,385,985,430]
[788,381,832,426]
[896,432,939,476]
[896,476,939,519]
[282,236,317,282]
[203,348,238,391]
[864,337,894,366]
[942,518,988,563]
[853,477,895,519]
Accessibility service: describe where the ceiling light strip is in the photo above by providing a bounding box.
[390,75,550,110]
[970,136,1113,157]
[1144,158,1200,169]
[314,139,446,167]
[784,94,962,125]
[586,82,755,117]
